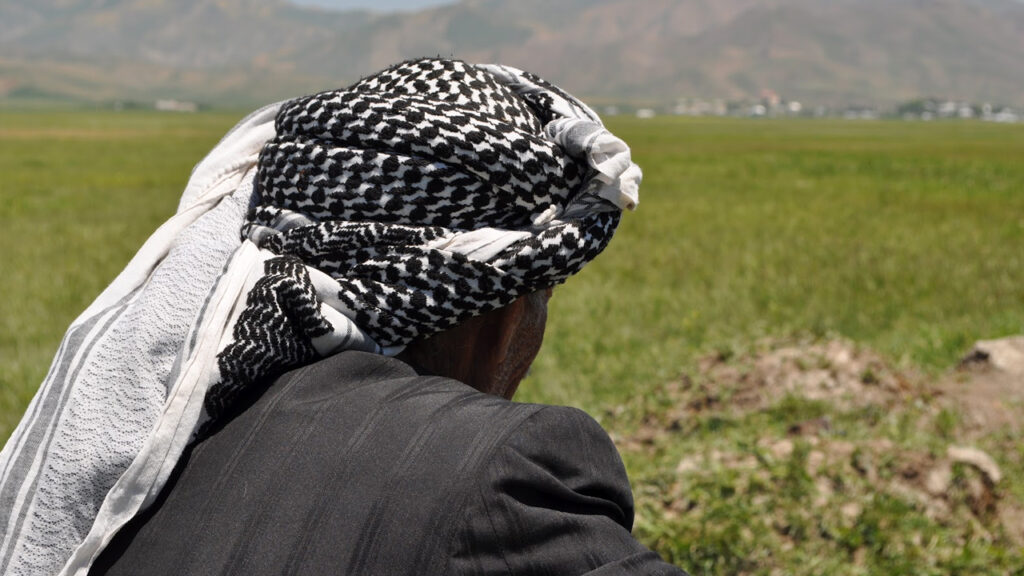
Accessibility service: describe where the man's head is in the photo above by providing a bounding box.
[215,58,640,418]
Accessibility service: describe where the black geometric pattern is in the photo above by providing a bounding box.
[209,58,624,421]
[207,256,329,424]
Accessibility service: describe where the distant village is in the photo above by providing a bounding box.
[605,91,1021,123]
[144,94,1021,124]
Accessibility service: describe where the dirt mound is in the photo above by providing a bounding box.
[692,339,916,413]
[617,338,1024,554]
[680,337,1020,438]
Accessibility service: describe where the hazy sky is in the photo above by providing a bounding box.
[290,0,458,12]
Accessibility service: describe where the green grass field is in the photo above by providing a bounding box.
[1,111,1022,574]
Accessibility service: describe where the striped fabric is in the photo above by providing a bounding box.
[0,104,282,576]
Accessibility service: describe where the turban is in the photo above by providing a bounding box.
[0,59,640,575]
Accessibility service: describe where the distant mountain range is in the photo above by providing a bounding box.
[1,0,1023,108]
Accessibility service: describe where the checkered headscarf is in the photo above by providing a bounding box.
[208,58,641,421]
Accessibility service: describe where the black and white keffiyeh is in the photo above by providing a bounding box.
[0,58,641,575]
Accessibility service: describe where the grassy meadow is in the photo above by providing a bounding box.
[1,110,1022,574]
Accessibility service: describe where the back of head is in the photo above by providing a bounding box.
[212,58,642,418]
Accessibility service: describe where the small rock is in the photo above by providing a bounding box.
[769,439,794,459]
[925,462,953,496]
[676,456,700,474]
[841,501,862,521]
[948,446,1002,484]
[961,336,1024,375]
[830,344,852,367]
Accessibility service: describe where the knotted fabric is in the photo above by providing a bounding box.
[0,58,641,576]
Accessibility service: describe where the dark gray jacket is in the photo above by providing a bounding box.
[92,351,687,575]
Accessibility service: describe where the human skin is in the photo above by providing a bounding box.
[396,288,552,399]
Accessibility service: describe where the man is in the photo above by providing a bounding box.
[1,59,686,575]
[91,288,687,574]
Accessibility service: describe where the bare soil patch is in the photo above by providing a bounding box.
[695,339,916,413]
[619,337,1024,551]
